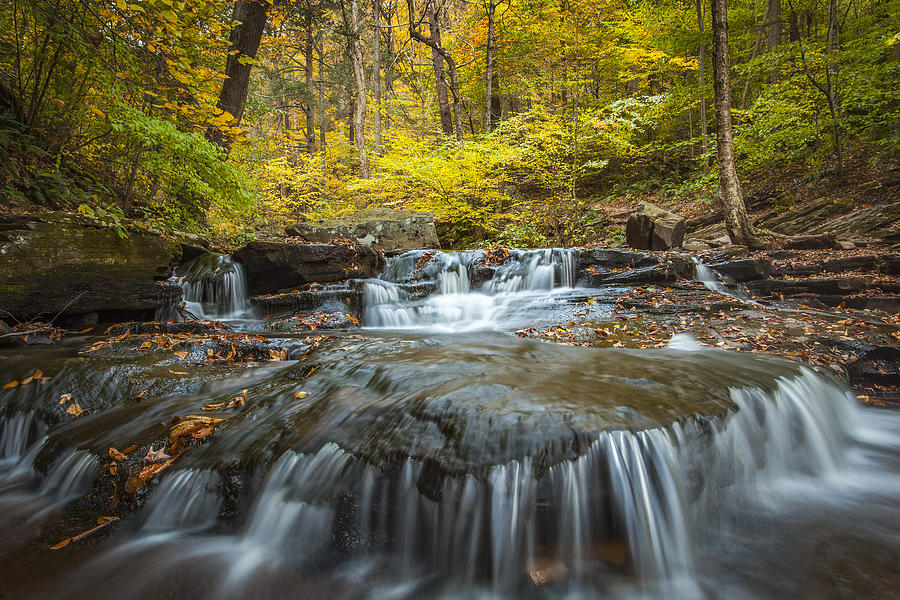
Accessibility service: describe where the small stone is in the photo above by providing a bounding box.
[837,240,856,250]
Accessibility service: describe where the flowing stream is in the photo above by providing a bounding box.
[1,248,899,599]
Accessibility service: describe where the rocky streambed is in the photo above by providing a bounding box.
[1,214,899,599]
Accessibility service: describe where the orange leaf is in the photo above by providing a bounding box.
[109,447,127,462]
[2,380,18,389]
[66,402,86,417]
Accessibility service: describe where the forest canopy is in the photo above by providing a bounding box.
[0,0,897,247]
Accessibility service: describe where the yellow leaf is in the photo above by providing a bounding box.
[88,105,106,117]
[115,0,126,9]
[294,391,309,399]
[168,369,188,375]
[66,402,85,417]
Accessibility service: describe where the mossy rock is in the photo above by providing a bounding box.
[0,213,182,321]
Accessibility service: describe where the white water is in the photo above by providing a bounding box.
[1,247,898,599]
[166,254,252,321]
[692,258,729,294]
[364,249,577,331]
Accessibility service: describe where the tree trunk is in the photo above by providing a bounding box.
[696,0,709,169]
[304,12,316,154]
[826,0,842,175]
[349,0,370,177]
[207,0,269,151]
[410,0,463,140]
[484,0,496,132]
[317,36,327,151]
[373,0,383,154]
[710,0,760,247]
[766,0,782,83]
[425,0,454,135]
[739,7,764,111]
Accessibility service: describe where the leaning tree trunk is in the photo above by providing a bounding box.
[710,0,760,248]
[207,0,269,151]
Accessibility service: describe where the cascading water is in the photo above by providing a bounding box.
[364,248,578,330]
[692,258,728,294]
[0,246,898,600]
[165,253,252,320]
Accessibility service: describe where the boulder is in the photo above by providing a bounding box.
[625,202,685,250]
[286,208,440,251]
[0,213,183,321]
[708,258,771,282]
[232,241,385,295]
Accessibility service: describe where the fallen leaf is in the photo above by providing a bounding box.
[66,402,85,417]
[80,327,94,333]
[59,393,72,404]
[135,389,147,399]
[174,351,190,361]
[125,476,144,494]
[109,447,127,462]
[3,380,19,389]
[191,426,214,439]
[201,401,228,411]
[168,415,222,451]
[143,444,171,463]
[49,517,119,549]
[109,462,117,476]
[123,444,137,453]
[346,314,360,326]
[294,391,310,399]
[168,369,188,375]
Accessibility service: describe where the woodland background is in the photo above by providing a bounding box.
[0,0,897,247]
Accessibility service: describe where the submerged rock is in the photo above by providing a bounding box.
[232,241,385,295]
[625,202,686,250]
[286,208,440,251]
[0,213,182,321]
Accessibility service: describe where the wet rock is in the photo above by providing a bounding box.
[0,320,9,335]
[0,213,183,321]
[232,241,385,295]
[251,283,362,316]
[576,248,658,272]
[844,295,900,314]
[172,231,212,262]
[746,277,870,298]
[845,345,900,388]
[583,265,678,287]
[625,202,686,250]
[286,208,440,251]
[708,258,771,282]
[103,319,226,336]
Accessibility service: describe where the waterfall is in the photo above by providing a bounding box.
[691,258,728,294]
[141,470,222,533]
[167,253,251,320]
[363,248,577,329]
[183,366,855,596]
